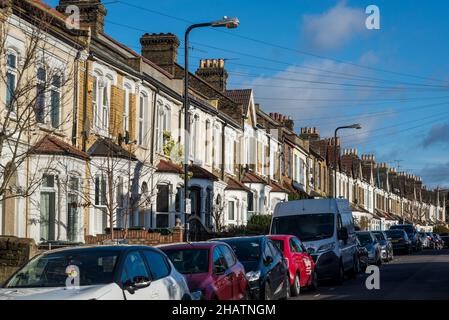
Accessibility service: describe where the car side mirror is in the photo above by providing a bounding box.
[124,276,151,294]
[338,227,349,241]
[264,255,273,266]
[307,248,315,255]
[214,265,226,275]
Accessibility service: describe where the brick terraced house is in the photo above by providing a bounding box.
[0,0,445,244]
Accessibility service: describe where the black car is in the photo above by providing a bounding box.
[440,235,449,248]
[389,225,420,251]
[212,236,289,300]
[385,229,413,254]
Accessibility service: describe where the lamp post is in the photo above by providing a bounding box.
[333,124,362,198]
[183,17,239,242]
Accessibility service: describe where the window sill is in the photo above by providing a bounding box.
[37,124,66,137]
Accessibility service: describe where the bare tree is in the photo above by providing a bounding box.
[211,196,226,233]
[0,9,75,235]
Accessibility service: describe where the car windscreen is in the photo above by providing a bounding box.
[221,239,261,262]
[163,249,209,274]
[5,250,119,288]
[356,233,373,246]
[385,230,405,239]
[373,233,384,241]
[271,214,334,242]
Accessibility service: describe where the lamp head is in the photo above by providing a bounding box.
[212,16,240,29]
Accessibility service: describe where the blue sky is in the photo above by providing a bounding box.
[47,0,449,188]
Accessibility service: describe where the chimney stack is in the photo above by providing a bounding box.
[57,0,107,34]
[195,58,228,91]
[140,33,180,76]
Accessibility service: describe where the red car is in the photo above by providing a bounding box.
[268,235,317,296]
[160,242,249,300]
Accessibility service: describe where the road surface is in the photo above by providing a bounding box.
[292,248,449,300]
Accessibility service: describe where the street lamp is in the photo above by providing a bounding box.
[333,124,362,198]
[183,17,240,242]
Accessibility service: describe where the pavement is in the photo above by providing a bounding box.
[291,248,449,300]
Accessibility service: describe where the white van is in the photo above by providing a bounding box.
[270,199,358,283]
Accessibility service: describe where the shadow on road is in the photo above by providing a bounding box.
[296,249,449,300]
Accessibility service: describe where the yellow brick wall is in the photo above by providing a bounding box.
[109,85,124,138]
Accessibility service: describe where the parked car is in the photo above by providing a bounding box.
[385,230,413,254]
[212,236,289,300]
[418,232,430,249]
[425,232,442,249]
[268,235,317,296]
[355,237,369,272]
[372,231,394,262]
[432,233,444,250]
[0,246,191,300]
[440,235,449,248]
[355,232,382,265]
[159,242,248,300]
[410,232,423,252]
[390,224,420,252]
[271,199,358,284]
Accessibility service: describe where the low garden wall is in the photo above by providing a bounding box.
[0,236,38,284]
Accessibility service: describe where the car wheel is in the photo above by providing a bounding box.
[376,252,382,266]
[264,282,271,301]
[284,275,291,300]
[335,261,345,285]
[310,269,318,290]
[243,288,251,300]
[349,255,359,278]
[291,273,301,297]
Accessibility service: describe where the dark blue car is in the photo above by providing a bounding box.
[212,236,289,300]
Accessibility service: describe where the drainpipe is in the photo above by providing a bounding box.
[149,88,159,165]
[82,55,93,152]
[72,50,82,146]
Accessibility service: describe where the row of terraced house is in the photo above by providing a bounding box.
[0,0,446,245]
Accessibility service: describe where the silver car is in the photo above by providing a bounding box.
[355,232,382,266]
[0,245,191,300]
[372,231,394,262]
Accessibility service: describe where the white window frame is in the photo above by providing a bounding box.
[205,120,211,165]
[137,92,147,146]
[92,71,112,136]
[50,73,62,129]
[123,83,131,134]
[5,50,18,113]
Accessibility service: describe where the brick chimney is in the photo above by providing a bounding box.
[300,127,320,141]
[57,0,107,34]
[269,113,294,131]
[195,59,228,91]
[140,33,180,76]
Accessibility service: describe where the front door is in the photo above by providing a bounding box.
[212,247,233,300]
[121,251,158,300]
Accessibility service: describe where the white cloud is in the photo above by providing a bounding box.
[302,2,367,50]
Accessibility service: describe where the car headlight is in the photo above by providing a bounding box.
[317,242,335,253]
[246,270,261,282]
